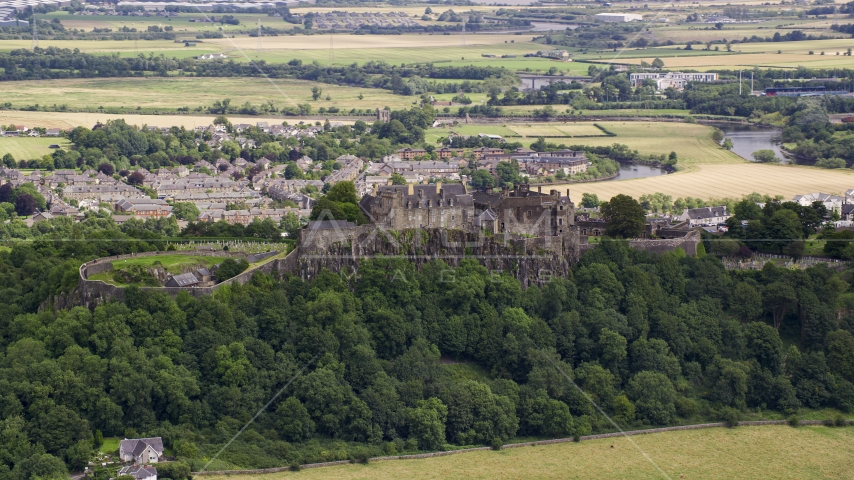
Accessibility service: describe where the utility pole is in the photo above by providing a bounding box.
[32,13,38,50]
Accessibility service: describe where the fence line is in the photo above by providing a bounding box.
[192,420,830,476]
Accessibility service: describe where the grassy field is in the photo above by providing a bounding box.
[88,255,227,286]
[1,77,415,113]
[558,163,854,202]
[203,426,854,480]
[508,123,607,137]
[0,137,71,160]
[0,110,347,130]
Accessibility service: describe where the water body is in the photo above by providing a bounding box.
[604,163,669,182]
[717,124,792,164]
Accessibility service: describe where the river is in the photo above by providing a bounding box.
[605,163,669,182]
[716,124,795,164]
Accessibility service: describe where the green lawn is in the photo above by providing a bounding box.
[88,254,227,286]
[99,437,120,455]
[0,137,71,161]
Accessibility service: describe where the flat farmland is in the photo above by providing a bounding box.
[0,38,215,54]
[561,163,854,201]
[0,111,348,130]
[566,121,739,166]
[0,137,71,160]
[0,77,414,112]
[508,123,606,137]
[204,426,854,480]
[40,11,261,33]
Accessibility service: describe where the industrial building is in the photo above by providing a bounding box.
[595,13,644,22]
[629,72,719,90]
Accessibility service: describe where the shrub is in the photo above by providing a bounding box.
[788,415,800,427]
[289,462,301,472]
[491,438,503,450]
[721,407,740,428]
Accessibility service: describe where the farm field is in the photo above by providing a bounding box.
[508,123,607,137]
[0,111,353,131]
[39,11,262,33]
[559,163,854,202]
[608,39,854,70]
[548,121,739,166]
[0,137,71,159]
[203,426,854,480]
[0,77,415,113]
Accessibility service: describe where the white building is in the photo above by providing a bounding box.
[678,206,730,227]
[119,437,164,464]
[595,13,644,22]
[629,72,719,89]
[792,192,844,212]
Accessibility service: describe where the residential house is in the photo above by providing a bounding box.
[166,273,200,288]
[792,192,844,213]
[396,148,428,160]
[116,465,157,480]
[119,437,164,464]
[677,206,730,226]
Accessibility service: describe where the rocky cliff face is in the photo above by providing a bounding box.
[297,227,581,288]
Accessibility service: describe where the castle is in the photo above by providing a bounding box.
[358,182,574,237]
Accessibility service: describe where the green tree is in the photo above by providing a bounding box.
[470,169,495,190]
[581,193,600,208]
[743,321,783,374]
[826,330,854,382]
[626,371,676,425]
[276,397,316,442]
[406,397,447,450]
[765,209,802,253]
[612,394,636,425]
[752,149,779,163]
[731,282,762,322]
[390,173,407,185]
[215,258,249,282]
[651,57,665,68]
[722,138,734,150]
[600,194,645,238]
[311,86,323,101]
[171,202,200,221]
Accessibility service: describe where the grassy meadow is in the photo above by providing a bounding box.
[0,77,416,113]
[0,137,71,159]
[88,255,227,286]
[202,426,854,480]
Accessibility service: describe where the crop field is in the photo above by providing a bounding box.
[507,123,608,137]
[559,163,854,202]
[203,426,854,480]
[555,121,740,166]
[0,77,415,113]
[0,137,71,160]
[40,11,263,33]
[0,110,347,131]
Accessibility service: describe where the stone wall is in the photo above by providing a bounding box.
[76,249,295,308]
[192,421,827,476]
[299,226,580,288]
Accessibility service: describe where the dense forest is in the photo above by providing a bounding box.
[2,216,854,476]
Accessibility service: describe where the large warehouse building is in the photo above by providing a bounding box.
[595,13,644,22]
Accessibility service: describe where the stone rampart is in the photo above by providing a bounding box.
[76,249,295,308]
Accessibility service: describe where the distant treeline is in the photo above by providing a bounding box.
[0,48,518,96]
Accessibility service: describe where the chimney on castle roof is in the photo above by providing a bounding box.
[538,186,542,194]
[566,188,571,200]
[436,182,442,194]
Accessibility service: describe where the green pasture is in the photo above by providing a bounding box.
[0,77,417,112]
[88,254,227,286]
[0,137,71,160]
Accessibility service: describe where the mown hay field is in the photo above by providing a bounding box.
[0,137,71,160]
[203,426,854,480]
[509,123,607,137]
[559,163,854,201]
[0,111,346,131]
[559,121,740,166]
[1,77,414,112]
